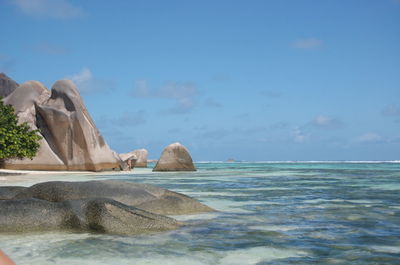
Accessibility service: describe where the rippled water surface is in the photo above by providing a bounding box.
[1,162,400,264]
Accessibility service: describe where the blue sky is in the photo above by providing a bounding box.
[1,0,399,161]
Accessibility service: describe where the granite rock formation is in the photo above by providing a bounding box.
[0,186,26,200]
[1,77,122,171]
[0,197,179,235]
[119,153,137,170]
[153,143,196,172]
[132,149,148,167]
[12,180,213,215]
[0,73,18,98]
[120,149,148,168]
[0,180,215,235]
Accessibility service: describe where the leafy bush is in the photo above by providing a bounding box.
[0,97,41,161]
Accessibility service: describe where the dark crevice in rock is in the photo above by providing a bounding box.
[35,106,65,164]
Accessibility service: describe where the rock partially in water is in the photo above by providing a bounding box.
[0,197,178,235]
[0,186,26,200]
[13,180,214,215]
[153,143,196,172]
[0,198,73,232]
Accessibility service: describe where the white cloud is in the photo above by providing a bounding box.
[66,67,92,90]
[292,127,308,143]
[311,115,342,128]
[293,38,322,49]
[356,132,382,143]
[65,68,114,94]
[12,0,83,19]
[132,80,197,114]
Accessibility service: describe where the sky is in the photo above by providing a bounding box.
[1,0,399,161]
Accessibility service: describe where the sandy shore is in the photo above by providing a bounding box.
[0,168,153,186]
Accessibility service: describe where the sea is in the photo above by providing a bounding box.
[1,162,400,264]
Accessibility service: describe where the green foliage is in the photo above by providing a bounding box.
[0,97,41,160]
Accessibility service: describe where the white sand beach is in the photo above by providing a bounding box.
[0,168,153,186]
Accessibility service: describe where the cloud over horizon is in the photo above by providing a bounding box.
[356,132,383,143]
[12,0,84,19]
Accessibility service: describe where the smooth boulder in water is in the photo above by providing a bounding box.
[12,180,214,215]
[153,143,196,172]
[0,197,179,235]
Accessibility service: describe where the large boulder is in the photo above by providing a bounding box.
[133,149,148,167]
[153,143,196,172]
[2,79,122,171]
[120,149,148,168]
[0,197,179,235]
[119,153,137,170]
[12,180,214,215]
[3,81,66,170]
[0,73,18,98]
[0,186,26,200]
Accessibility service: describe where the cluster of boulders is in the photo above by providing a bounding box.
[0,73,197,172]
[0,180,214,235]
[0,73,206,236]
[1,75,121,171]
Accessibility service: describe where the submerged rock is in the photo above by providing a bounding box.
[2,79,122,171]
[153,143,196,172]
[0,197,178,235]
[13,180,214,215]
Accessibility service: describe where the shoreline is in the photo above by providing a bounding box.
[0,168,153,186]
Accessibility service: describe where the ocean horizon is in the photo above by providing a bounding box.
[1,162,399,264]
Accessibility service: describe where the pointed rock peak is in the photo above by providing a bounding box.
[51,79,81,99]
[0,72,19,98]
[4,80,50,111]
[49,80,84,112]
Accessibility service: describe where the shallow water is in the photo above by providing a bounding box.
[1,162,400,264]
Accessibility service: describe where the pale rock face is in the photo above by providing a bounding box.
[133,149,148,167]
[2,79,122,171]
[120,149,148,168]
[3,81,65,169]
[153,142,196,171]
[0,73,18,98]
[119,153,137,170]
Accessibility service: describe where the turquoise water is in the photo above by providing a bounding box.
[1,162,400,264]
